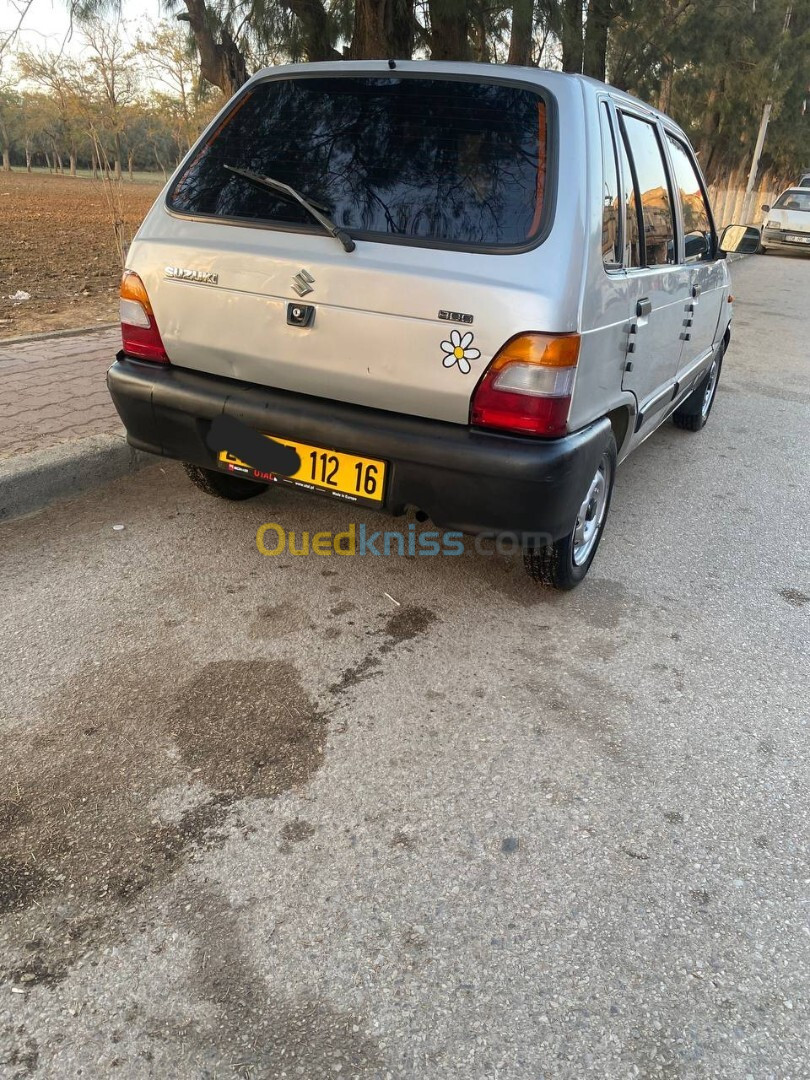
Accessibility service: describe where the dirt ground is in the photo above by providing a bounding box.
[0,171,162,340]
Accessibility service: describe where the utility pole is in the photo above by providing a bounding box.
[744,1,793,219]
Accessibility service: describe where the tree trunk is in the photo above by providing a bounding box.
[114,133,123,180]
[429,0,470,60]
[182,0,251,94]
[351,0,390,57]
[25,140,32,172]
[389,0,415,56]
[699,84,722,183]
[561,0,583,73]
[2,147,10,172]
[128,152,134,181]
[69,152,77,177]
[657,60,674,113]
[45,151,52,173]
[350,0,414,58]
[582,0,611,81]
[507,0,534,65]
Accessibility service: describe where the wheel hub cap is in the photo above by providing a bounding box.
[702,358,719,418]
[572,456,611,566]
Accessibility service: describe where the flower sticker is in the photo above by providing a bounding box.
[441,329,481,375]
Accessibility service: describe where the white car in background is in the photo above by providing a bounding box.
[760,188,810,254]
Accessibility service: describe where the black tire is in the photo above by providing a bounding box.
[182,462,268,501]
[673,347,723,432]
[759,245,769,255]
[523,434,617,590]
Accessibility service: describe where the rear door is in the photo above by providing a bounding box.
[664,133,726,384]
[615,110,690,430]
[138,73,552,426]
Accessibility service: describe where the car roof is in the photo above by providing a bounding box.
[777,188,809,197]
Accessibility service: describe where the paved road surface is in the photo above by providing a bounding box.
[0,254,808,1079]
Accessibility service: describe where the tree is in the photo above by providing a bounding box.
[81,16,138,177]
[0,86,19,171]
[16,50,87,175]
[27,0,805,184]
[135,21,201,155]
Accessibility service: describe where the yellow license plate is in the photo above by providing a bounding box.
[218,436,387,507]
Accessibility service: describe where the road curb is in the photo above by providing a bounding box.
[0,432,160,522]
[0,323,118,349]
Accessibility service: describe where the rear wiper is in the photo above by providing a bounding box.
[223,164,356,253]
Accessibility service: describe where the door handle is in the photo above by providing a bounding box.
[636,297,652,318]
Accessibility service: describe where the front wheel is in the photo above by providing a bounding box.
[523,434,616,590]
[183,462,268,501]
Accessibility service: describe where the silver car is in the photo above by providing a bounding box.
[107,62,758,589]
[760,188,810,254]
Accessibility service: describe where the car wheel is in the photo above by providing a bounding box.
[759,244,769,254]
[673,348,722,432]
[183,463,269,500]
[523,434,616,590]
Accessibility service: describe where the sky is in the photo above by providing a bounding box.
[1,0,165,61]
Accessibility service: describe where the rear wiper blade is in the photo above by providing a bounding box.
[223,165,356,253]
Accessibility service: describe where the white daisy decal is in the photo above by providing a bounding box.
[440,329,481,374]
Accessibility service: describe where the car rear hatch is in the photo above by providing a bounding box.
[129,69,556,426]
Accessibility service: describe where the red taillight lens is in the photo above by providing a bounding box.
[470,333,580,437]
[119,271,170,363]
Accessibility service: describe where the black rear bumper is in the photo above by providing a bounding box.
[107,355,612,541]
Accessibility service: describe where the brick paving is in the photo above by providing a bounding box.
[0,329,121,458]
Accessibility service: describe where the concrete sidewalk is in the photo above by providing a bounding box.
[0,327,121,459]
[0,327,158,520]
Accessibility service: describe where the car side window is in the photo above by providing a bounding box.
[599,103,622,270]
[621,114,676,267]
[616,125,641,268]
[666,135,713,262]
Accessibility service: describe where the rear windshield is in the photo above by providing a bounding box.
[168,76,549,250]
[773,190,810,211]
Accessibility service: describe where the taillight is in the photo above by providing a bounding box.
[119,271,170,363]
[470,333,580,437]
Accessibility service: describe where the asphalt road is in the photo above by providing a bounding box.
[1,253,808,1079]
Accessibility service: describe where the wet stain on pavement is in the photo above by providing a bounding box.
[380,604,437,648]
[178,891,383,1077]
[331,605,437,695]
[0,857,45,917]
[0,1031,39,1078]
[330,653,383,695]
[779,587,809,608]
[390,830,417,850]
[0,657,326,989]
[280,818,316,845]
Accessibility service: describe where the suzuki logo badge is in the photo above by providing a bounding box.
[292,269,315,297]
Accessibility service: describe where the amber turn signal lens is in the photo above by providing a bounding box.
[489,332,581,371]
[120,270,154,314]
